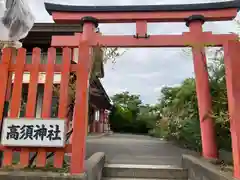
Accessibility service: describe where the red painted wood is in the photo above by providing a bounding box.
[48,4,240,176]
[51,33,237,48]
[70,40,91,174]
[20,48,41,167]
[70,22,95,174]
[51,8,237,23]
[36,48,56,167]
[136,21,147,36]
[3,48,26,166]
[0,48,12,130]
[0,48,13,166]
[224,40,240,179]
[9,64,79,73]
[100,110,105,133]
[100,110,104,123]
[54,47,71,168]
[188,21,218,159]
[0,144,72,153]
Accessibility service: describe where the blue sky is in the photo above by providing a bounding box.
[29,0,239,104]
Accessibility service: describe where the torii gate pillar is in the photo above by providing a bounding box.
[186,15,218,159]
[70,17,98,174]
[45,0,240,173]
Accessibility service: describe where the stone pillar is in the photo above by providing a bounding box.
[186,15,218,159]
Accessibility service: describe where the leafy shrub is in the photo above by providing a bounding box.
[153,54,231,152]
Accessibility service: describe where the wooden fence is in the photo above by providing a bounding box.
[0,45,89,172]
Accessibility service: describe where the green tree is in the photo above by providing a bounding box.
[109,105,133,132]
[137,104,159,130]
[153,49,231,152]
[110,91,157,134]
[109,91,160,134]
[111,91,142,121]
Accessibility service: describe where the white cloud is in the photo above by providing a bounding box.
[153,86,165,93]
[29,0,239,104]
[105,88,128,95]
[153,83,182,93]
[127,72,162,79]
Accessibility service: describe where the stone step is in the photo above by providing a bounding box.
[103,164,188,179]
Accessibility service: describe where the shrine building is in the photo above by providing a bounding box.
[13,23,111,133]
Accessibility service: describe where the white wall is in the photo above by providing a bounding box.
[95,110,100,121]
[35,84,44,118]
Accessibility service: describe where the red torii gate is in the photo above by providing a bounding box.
[44,0,240,178]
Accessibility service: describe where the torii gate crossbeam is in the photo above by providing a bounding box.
[44,1,240,179]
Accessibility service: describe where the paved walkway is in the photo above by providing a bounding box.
[86,133,198,167]
[10,133,198,166]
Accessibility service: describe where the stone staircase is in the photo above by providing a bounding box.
[102,164,188,180]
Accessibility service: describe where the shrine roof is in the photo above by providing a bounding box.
[90,78,112,110]
[20,23,111,109]
[21,23,82,50]
[45,0,240,15]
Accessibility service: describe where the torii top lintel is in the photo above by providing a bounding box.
[44,1,240,23]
